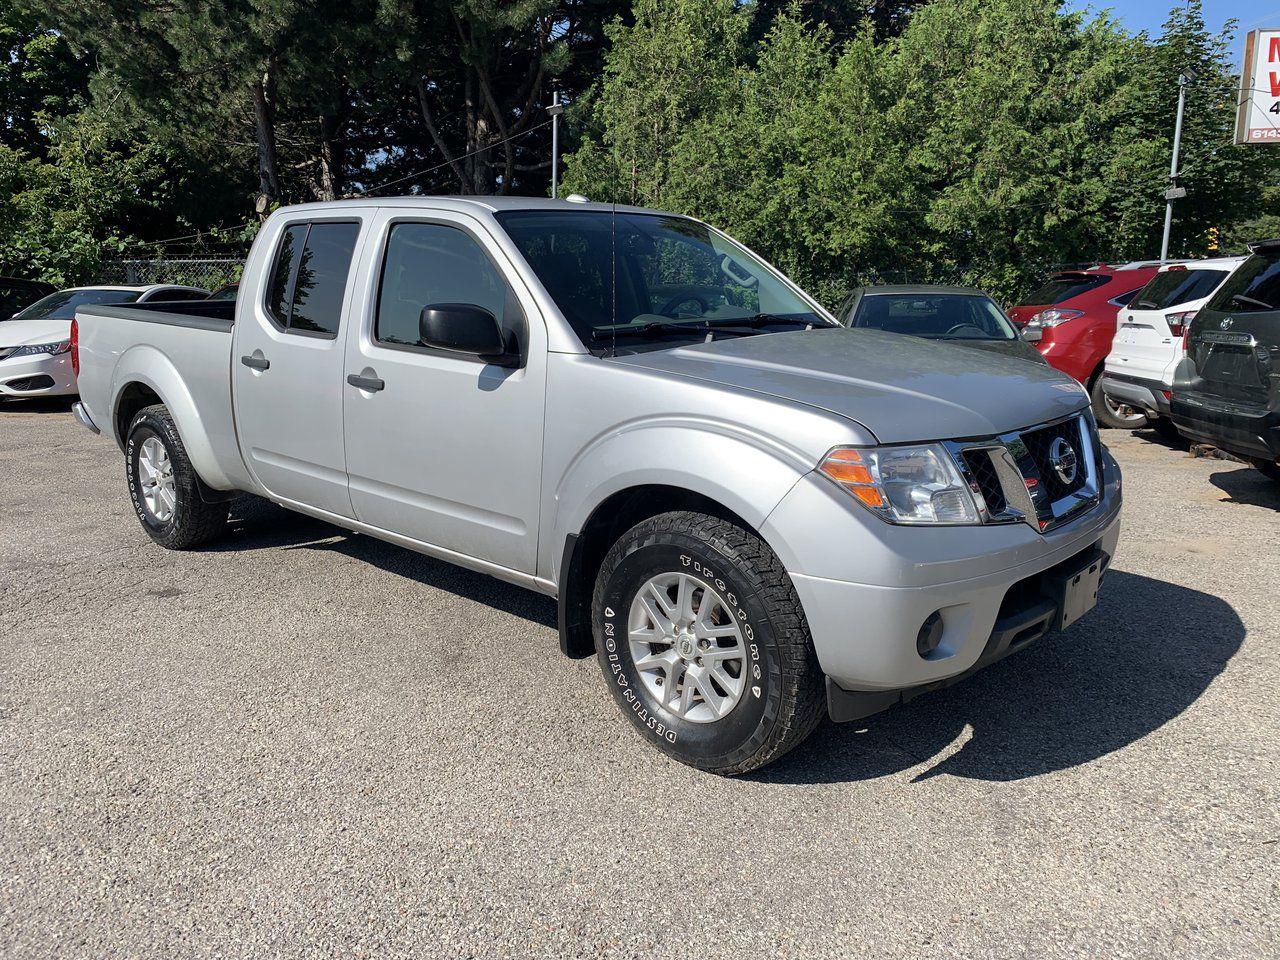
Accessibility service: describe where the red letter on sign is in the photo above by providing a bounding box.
[1272,72,1280,97]
[1270,36,1280,60]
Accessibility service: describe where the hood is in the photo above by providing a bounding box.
[0,317,71,348]
[946,337,1048,365]
[610,327,1087,444]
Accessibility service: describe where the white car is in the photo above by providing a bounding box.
[1100,256,1246,435]
[0,284,209,400]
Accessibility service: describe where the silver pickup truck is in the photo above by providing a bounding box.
[72,197,1121,774]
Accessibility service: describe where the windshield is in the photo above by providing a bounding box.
[1130,269,1228,311]
[494,210,830,351]
[11,288,141,321]
[850,293,1016,341]
[1202,254,1280,314]
[208,284,238,301]
[1022,273,1109,306]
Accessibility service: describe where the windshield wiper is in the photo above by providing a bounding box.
[1230,293,1274,311]
[1134,299,1159,310]
[591,320,714,342]
[701,313,825,329]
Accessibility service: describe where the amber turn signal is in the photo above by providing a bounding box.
[819,449,885,507]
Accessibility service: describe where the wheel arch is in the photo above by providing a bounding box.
[109,346,235,489]
[556,483,792,660]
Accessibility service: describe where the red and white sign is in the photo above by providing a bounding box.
[1236,28,1280,144]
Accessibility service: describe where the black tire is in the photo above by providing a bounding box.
[592,511,824,776]
[1090,376,1148,430]
[125,404,228,549]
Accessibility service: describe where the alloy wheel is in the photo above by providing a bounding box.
[628,571,747,723]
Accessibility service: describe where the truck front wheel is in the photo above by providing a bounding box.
[592,511,824,775]
[125,404,228,549]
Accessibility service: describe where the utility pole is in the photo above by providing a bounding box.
[1160,71,1193,262]
[548,91,564,199]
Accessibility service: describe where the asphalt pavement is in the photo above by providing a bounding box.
[1,400,1276,958]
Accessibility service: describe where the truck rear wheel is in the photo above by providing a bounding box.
[592,511,824,776]
[125,404,228,549]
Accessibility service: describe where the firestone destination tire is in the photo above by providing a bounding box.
[592,511,824,776]
[125,404,229,550]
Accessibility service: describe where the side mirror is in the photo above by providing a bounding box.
[419,303,517,365]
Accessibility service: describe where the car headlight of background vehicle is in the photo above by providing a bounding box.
[6,340,71,358]
[819,445,980,524]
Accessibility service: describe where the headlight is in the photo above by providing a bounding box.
[819,444,980,525]
[7,340,71,358]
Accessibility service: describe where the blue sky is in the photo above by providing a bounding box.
[1067,1,1280,38]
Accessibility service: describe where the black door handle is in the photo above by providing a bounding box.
[241,354,270,371]
[347,373,385,392]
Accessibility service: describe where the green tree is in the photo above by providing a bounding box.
[0,6,90,160]
[563,0,1279,304]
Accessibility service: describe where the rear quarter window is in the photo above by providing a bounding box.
[1205,256,1280,314]
[1131,269,1228,310]
[1023,274,1109,305]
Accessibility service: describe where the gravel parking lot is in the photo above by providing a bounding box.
[1,401,1276,959]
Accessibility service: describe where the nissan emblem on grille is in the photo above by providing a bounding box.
[1048,437,1078,485]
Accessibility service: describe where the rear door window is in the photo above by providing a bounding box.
[1130,269,1228,311]
[265,221,360,337]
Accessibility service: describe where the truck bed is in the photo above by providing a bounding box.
[74,300,251,491]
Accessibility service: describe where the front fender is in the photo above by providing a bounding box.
[546,417,814,583]
[111,344,235,490]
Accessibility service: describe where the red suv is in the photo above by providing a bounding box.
[1009,263,1160,428]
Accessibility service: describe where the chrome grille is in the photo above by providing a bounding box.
[947,411,1101,533]
[1021,417,1087,502]
[961,448,1006,514]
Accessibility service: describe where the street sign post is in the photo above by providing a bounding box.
[1235,28,1280,145]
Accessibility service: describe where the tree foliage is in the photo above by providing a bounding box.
[3,0,1277,291]
[563,0,1280,303]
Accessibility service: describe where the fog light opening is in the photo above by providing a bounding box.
[917,611,945,659]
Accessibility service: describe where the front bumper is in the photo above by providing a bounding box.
[762,446,1122,705]
[1100,371,1170,417]
[825,543,1109,722]
[0,352,76,398]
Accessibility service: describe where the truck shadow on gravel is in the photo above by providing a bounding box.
[212,500,1243,785]
[0,397,76,414]
[757,570,1244,784]
[213,496,558,628]
[1208,467,1280,511]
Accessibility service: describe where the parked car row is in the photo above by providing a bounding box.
[836,246,1278,488]
[1011,248,1279,485]
[1172,240,1280,482]
[0,283,216,400]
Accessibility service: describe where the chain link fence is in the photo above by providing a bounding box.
[98,258,243,293]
